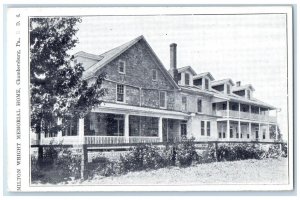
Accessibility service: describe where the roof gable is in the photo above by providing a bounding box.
[177,66,197,76]
[212,78,235,86]
[232,84,255,92]
[82,35,179,89]
[193,72,215,81]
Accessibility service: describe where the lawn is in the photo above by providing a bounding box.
[78,157,288,185]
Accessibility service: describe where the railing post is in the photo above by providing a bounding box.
[248,122,251,140]
[78,118,85,144]
[124,114,129,143]
[238,120,241,139]
[227,120,230,140]
[57,118,62,142]
[80,144,88,180]
[159,117,163,142]
[215,142,218,162]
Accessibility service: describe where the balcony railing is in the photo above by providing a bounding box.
[215,110,276,122]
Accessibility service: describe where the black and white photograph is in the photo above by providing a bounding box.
[5,6,294,192]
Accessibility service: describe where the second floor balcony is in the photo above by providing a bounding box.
[213,101,277,123]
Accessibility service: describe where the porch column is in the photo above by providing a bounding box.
[227,120,230,140]
[124,114,129,143]
[57,118,62,140]
[267,123,270,140]
[249,105,252,118]
[238,121,241,139]
[258,123,261,140]
[238,103,241,119]
[159,117,163,142]
[78,118,85,144]
[227,101,230,117]
[248,122,251,140]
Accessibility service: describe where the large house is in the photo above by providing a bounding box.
[38,35,279,146]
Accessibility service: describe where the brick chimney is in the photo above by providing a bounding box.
[169,43,179,83]
[236,81,241,87]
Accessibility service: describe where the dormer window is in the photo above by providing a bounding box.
[205,78,209,90]
[246,90,251,99]
[119,61,125,74]
[152,69,157,81]
[227,84,231,94]
[185,73,190,85]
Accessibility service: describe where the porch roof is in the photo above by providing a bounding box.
[92,102,190,120]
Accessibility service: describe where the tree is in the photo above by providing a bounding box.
[30,17,106,141]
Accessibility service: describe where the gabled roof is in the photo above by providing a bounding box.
[232,84,255,92]
[74,51,103,61]
[212,78,235,86]
[81,35,179,89]
[177,66,197,75]
[193,72,215,81]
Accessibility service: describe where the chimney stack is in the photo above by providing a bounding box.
[236,81,241,87]
[169,43,178,83]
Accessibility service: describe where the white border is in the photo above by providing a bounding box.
[5,6,294,192]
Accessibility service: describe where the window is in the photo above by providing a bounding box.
[227,84,230,94]
[263,130,266,139]
[247,134,250,139]
[159,91,166,108]
[206,121,211,136]
[230,126,233,138]
[223,103,227,110]
[247,90,251,99]
[181,123,187,137]
[116,84,125,102]
[255,128,259,139]
[182,96,187,111]
[219,132,222,138]
[152,69,157,81]
[197,99,202,113]
[119,61,125,74]
[205,78,209,90]
[236,127,239,138]
[201,121,205,136]
[185,73,190,85]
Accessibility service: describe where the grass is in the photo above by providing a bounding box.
[70,157,288,185]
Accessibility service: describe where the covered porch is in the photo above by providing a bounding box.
[38,103,190,145]
[217,120,278,141]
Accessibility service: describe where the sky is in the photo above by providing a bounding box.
[69,14,288,139]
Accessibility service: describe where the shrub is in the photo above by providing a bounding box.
[175,138,198,167]
[31,146,82,184]
[119,144,169,172]
[87,156,118,178]
[216,143,284,162]
[197,143,216,164]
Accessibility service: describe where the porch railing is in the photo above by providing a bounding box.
[215,110,276,122]
[128,136,160,144]
[85,136,127,145]
[84,136,161,145]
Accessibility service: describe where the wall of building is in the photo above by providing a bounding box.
[95,40,174,91]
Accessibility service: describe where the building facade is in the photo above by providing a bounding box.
[37,36,279,146]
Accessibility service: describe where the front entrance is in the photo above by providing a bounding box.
[180,122,187,137]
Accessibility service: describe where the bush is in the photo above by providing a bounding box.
[119,144,169,172]
[196,143,216,164]
[31,146,82,184]
[216,143,285,162]
[175,138,198,167]
[87,156,118,178]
